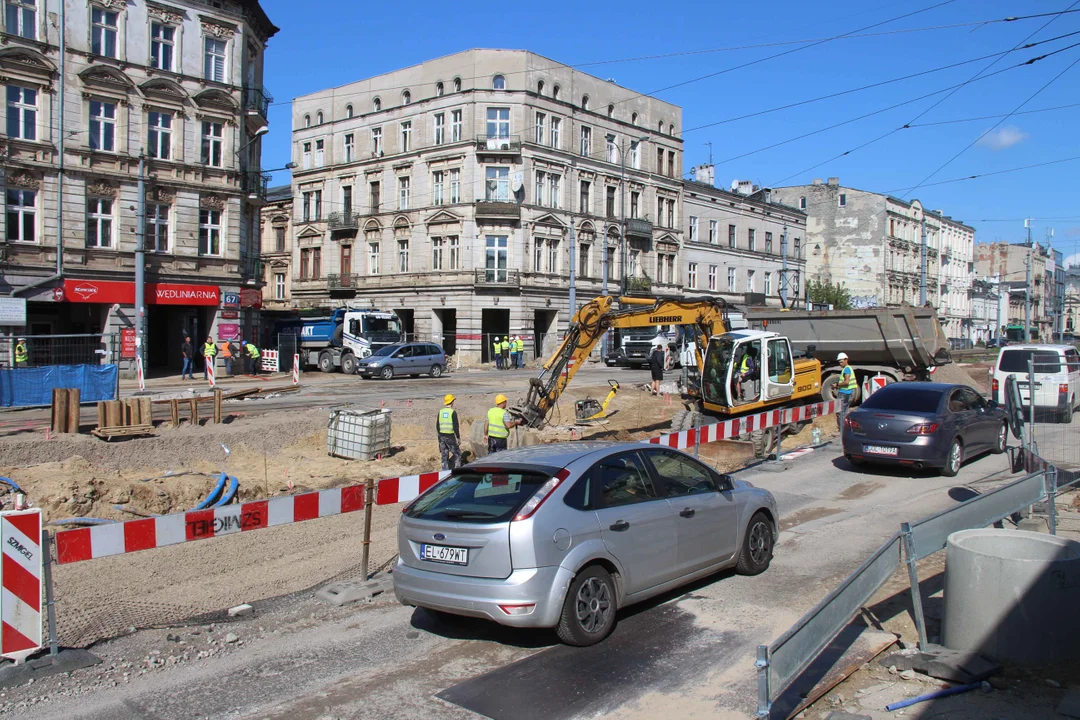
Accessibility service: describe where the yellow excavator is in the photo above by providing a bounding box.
[513,296,825,451]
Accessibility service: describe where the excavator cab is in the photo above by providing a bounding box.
[701,332,796,412]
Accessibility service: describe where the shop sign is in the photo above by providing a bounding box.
[0,297,27,326]
[121,328,137,359]
[222,292,241,309]
[239,288,263,309]
[61,280,220,306]
[217,323,241,341]
[219,310,239,320]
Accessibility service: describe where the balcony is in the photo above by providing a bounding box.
[241,171,271,204]
[475,200,521,222]
[243,86,272,131]
[474,268,521,288]
[625,217,654,239]
[624,273,652,295]
[327,273,363,292]
[475,134,521,155]
[327,212,360,235]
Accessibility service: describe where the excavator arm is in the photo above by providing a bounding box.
[513,296,729,428]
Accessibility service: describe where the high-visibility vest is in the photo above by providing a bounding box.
[740,355,753,373]
[839,365,857,391]
[513,339,523,353]
[492,340,500,354]
[500,340,510,352]
[247,344,261,359]
[204,342,217,357]
[438,408,456,435]
[14,342,28,363]
[487,407,509,438]
[221,342,233,358]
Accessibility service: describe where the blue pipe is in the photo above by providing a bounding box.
[212,476,239,507]
[193,472,228,510]
[49,517,114,527]
[0,477,24,493]
[885,681,982,711]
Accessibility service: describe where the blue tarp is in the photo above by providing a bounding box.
[0,365,118,407]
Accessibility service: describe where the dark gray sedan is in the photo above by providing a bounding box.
[842,382,1008,476]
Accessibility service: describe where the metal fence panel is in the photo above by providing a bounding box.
[277,333,297,373]
[0,333,119,369]
[768,533,902,694]
[909,472,1045,560]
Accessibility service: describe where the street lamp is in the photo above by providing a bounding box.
[236,125,270,157]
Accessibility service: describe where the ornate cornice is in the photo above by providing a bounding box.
[146,186,176,204]
[200,16,238,39]
[146,2,184,25]
[200,194,226,211]
[87,179,117,197]
[7,171,40,189]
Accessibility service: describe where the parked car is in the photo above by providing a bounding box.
[393,442,778,646]
[842,382,1007,476]
[988,344,1080,423]
[356,342,446,380]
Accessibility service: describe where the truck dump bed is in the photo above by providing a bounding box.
[744,306,950,369]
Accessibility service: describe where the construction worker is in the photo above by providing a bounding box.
[14,337,28,368]
[500,336,511,370]
[508,335,519,370]
[514,336,525,368]
[203,334,218,380]
[220,337,235,376]
[484,393,521,454]
[437,394,461,470]
[492,336,503,370]
[245,341,261,376]
[836,352,857,432]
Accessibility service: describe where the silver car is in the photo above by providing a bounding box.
[394,442,778,646]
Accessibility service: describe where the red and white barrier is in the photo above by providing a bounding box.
[136,356,145,392]
[292,354,300,385]
[647,400,838,451]
[1,509,43,662]
[207,358,216,388]
[261,350,279,373]
[375,471,451,506]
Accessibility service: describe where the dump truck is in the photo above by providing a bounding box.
[290,308,403,374]
[744,305,951,401]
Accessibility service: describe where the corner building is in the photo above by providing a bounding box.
[289,49,683,361]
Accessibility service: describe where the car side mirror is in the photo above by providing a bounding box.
[987,399,999,409]
[716,473,734,492]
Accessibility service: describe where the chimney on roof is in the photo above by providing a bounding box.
[827,177,839,186]
[812,178,823,185]
[692,164,715,186]
[731,179,756,196]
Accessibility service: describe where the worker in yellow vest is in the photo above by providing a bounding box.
[437,394,461,470]
[492,336,503,369]
[245,341,261,376]
[514,336,525,368]
[500,336,511,370]
[484,393,521,453]
[203,335,218,380]
[14,337,29,368]
[836,352,857,432]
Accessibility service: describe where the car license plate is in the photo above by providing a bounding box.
[864,445,898,456]
[419,543,468,565]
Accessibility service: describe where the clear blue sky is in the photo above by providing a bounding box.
[258,0,1080,261]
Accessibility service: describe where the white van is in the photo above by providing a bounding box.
[990,344,1080,423]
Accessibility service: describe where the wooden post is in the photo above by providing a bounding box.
[213,388,222,424]
[362,478,375,580]
[105,400,122,428]
[126,398,141,426]
[170,399,179,427]
[51,389,68,435]
[96,401,107,430]
[66,388,80,434]
[189,397,199,426]
[140,397,153,427]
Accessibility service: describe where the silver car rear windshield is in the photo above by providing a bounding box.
[999,349,1061,374]
[860,388,942,413]
[404,470,551,523]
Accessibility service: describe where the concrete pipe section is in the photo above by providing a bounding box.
[942,529,1080,665]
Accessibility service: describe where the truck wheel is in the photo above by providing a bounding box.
[340,353,357,375]
[379,366,394,380]
[318,352,334,373]
[821,375,839,402]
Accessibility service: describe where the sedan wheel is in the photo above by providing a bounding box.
[379,366,394,380]
[430,364,443,378]
[557,566,616,646]
[992,423,1007,455]
[941,439,962,477]
[735,512,774,576]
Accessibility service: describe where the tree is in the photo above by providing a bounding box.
[807,279,853,310]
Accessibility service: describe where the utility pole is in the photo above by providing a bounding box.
[780,223,789,307]
[919,218,928,307]
[1024,218,1033,343]
[568,222,576,319]
[136,154,147,367]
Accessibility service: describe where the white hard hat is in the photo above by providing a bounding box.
[494,336,500,341]
[837,352,849,361]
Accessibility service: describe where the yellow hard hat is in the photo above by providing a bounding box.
[495,393,508,405]
[444,394,455,405]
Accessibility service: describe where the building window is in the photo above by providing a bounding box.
[839,193,847,207]
[201,121,223,166]
[368,242,380,274]
[667,199,676,228]
[794,237,801,258]
[533,239,542,272]
[630,141,640,169]
[631,112,638,126]
[312,139,323,167]
[607,104,614,118]
[274,273,285,300]
[274,226,285,253]
[449,235,460,269]
[150,22,175,71]
[435,82,444,97]
[449,169,461,203]
[401,90,411,105]
[148,203,169,252]
[764,271,772,296]
[579,180,590,214]
[656,197,665,227]
[656,253,667,284]
[535,112,545,144]
[630,191,639,218]
[547,239,559,273]
[6,85,36,140]
[203,37,227,83]
[656,147,664,176]
[728,224,736,248]
[147,111,172,159]
[580,125,591,156]
[345,104,353,118]
[746,269,756,293]
[89,100,116,151]
[485,166,509,201]
[432,170,445,205]
[301,141,311,169]
[689,216,698,242]
[398,176,410,209]
[581,95,589,110]
[765,231,773,255]
[534,171,546,207]
[687,262,697,289]
[342,185,352,215]
[344,133,355,162]
[369,181,380,212]
[492,75,505,90]
[451,109,462,142]
[299,248,309,279]
[301,189,321,221]
[550,175,561,209]
[371,126,382,155]
[303,114,310,128]
[485,235,508,282]
[552,84,560,100]
[434,113,445,145]
[709,220,718,244]
[668,150,675,178]
[578,243,590,278]
[86,196,113,248]
[5,189,35,242]
[397,238,409,272]
[432,237,445,270]
[799,196,806,210]
[606,134,617,163]
[373,97,381,112]
[606,186,616,218]
[91,7,118,58]
[748,228,756,252]
[727,266,736,292]
[550,116,561,148]
[453,77,461,92]
[316,111,323,125]
[400,121,412,152]
[708,265,717,291]
[4,0,35,38]
[486,107,509,138]
[537,80,545,95]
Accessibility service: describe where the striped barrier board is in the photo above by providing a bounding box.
[376,471,451,506]
[1,509,43,662]
[261,350,279,373]
[646,400,838,451]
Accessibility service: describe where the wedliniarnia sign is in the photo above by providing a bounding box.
[0,297,27,326]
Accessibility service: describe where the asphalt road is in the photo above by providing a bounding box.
[13,431,1029,720]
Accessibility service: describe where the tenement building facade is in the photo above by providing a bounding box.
[288,49,684,361]
[1,0,276,371]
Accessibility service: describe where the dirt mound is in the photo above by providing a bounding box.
[932,362,985,392]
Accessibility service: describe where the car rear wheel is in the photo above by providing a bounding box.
[941,438,962,477]
[557,566,616,646]
[736,512,774,575]
[379,366,394,380]
[430,364,443,378]
[846,454,865,468]
[1060,407,1073,425]
[992,422,1007,454]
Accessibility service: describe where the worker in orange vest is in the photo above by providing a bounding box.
[220,337,235,377]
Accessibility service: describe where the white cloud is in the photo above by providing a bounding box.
[977,125,1029,151]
